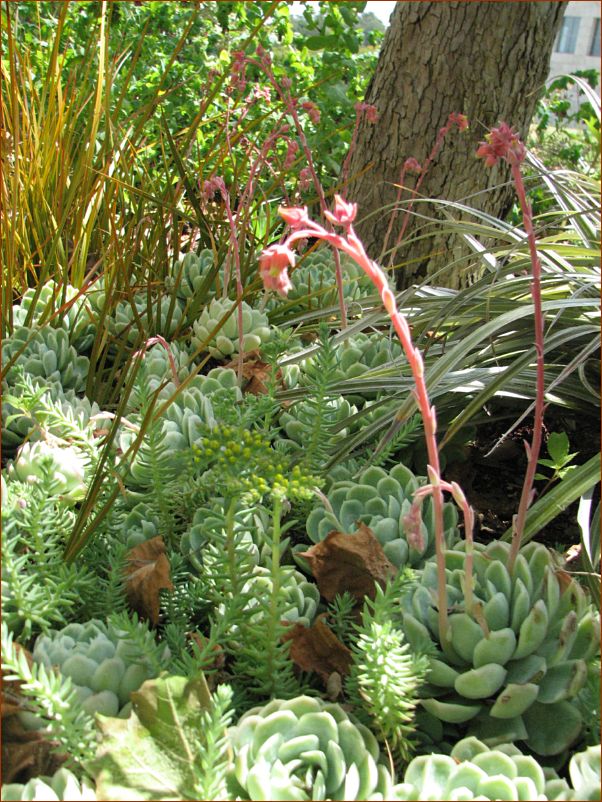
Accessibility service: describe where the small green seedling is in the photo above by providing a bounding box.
[535,431,578,492]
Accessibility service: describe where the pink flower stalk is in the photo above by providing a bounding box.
[259,244,295,297]
[341,102,379,189]
[402,502,425,552]
[261,199,452,642]
[298,167,312,192]
[283,139,299,170]
[477,123,542,573]
[379,157,423,262]
[301,100,321,125]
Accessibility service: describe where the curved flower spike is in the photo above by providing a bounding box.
[324,195,358,226]
[259,244,295,297]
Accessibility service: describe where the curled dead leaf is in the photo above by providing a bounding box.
[283,615,352,683]
[125,536,174,626]
[224,350,283,396]
[298,523,396,603]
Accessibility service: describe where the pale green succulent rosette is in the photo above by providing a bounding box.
[30,620,170,721]
[191,298,272,359]
[227,695,403,800]
[401,540,600,756]
[239,565,320,628]
[167,248,222,300]
[395,736,576,801]
[1,768,97,801]
[567,744,601,801]
[305,464,458,569]
[7,441,88,504]
[280,395,358,446]
[2,327,89,392]
[108,293,186,346]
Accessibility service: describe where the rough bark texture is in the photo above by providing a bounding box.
[346,1,567,289]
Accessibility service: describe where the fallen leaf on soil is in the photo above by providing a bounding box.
[298,523,397,603]
[283,615,352,682]
[224,350,283,396]
[1,714,65,784]
[125,536,174,626]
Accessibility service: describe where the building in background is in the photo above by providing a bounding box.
[549,1,600,75]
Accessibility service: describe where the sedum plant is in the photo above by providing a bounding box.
[394,735,589,801]
[306,464,458,569]
[191,298,272,359]
[1,769,97,801]
[227,695,403,800]
[401,539,600,756]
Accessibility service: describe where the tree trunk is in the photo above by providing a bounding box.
[346,1,567,289]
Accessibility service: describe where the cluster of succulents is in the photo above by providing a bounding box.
[11,281,97,353]
[191,298,272,359]
[279,395,358,446]
[1,768,97,801]
[226,695,403,800]
[268,248,373,313]
[401,540,600,756]
[238,565,320,628]
[166,249,221,301]
[107,293,186,346]
[30,619,170,720]
[7,441,88,504]
[394,736,599,801]
[305,463,458,569]
[2,327,89,393]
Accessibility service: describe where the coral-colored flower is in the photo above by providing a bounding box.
[355,101,379,124]
[259,244,295,296]
[477,122,526,167]
[301,101,321,125]
[403,157,422,174]
[448,112,469,132]
[324,195,357,226]
[279,205,309,229]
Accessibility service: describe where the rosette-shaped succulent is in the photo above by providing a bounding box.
[240,566,320,628]
[395,736,574,801]
[306,464,458,569]
[108,294,185,346]
[126,340,195,411]
[401,540,600,756]
[2,327,89,392]
[1,768,97,801]
[280,395,358,446]
[181,504,265,574]
[227,695,402,800]
[31,619,170,719]
[12,280,96,352]
[268,248,373,313]
[7,441,88,504]
[191,298,271,359]
[167,249,220,300]
[567,744,601,801]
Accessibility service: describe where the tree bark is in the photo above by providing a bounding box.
[346,1,567,289]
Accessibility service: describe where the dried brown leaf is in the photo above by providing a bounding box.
[125,536,174,626]
[224,351,283,396]
[298,523,397,603]
[283,615,352,682]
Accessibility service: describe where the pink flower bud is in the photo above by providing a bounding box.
[477,122,526,168]
[301,101,321,125]
[448,112,469,132]
[298,167,312,192]
[402,502,425,552]
[279,205,309,229]
[259,244,295,297]
[324,195,357,226]
[403,157,422,174]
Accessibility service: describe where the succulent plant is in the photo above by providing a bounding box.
[280,395,358,446]
[400,540,600,756]
[2,327,89,392]
[268,248,373,313]
[12,280,97,353]
[305,464,458,569]
[1,768,97,801]
[395,735,575,801]
[227,695,402,800]
[108,293,186,346]
[166,249,220,300]
[191,298,272,360]
[239,565,320,628]
[30,619,170,720]
[181,504,265,574]
[567,744,601,801]
[7,441,88,504]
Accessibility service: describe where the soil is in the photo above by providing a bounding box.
[444,402,600,556]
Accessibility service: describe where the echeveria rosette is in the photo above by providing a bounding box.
[227,695,403,800]
[395,736,576,801]
[306,464,458,570]
[191,298,272,360]
[401,540,600,756]
[108,293,186,347]
[280,395,358,447]
[167,249,221,300]
[7,441,88,505]
[30,619,170,721]
[2,327,89,392]
[1,768,97,801]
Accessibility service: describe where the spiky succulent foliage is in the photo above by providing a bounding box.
[2,466,94,639]
[2,326,89,392]
[306,463,459,569]
[401,540,600,756]
[227,695,404,800]
[12,280,97,352]
[191,298,272,359]
[31,615,170,720]
[394,735,585,801]
[107,293,186,347]
[1,768,97,802]
[346,571,429,763]
[1,622,97,767]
